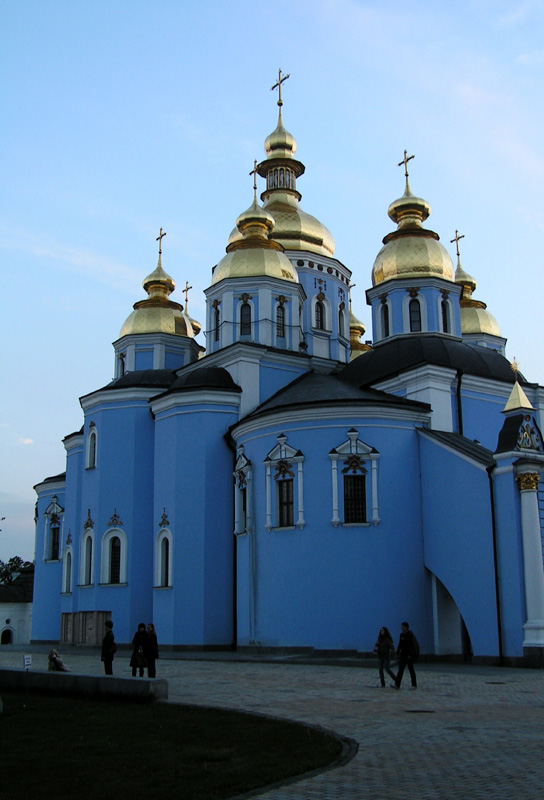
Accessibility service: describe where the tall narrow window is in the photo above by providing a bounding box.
[64,551,72,593]
[160,537,170,587]
[84,536,93,585]
[109,536,121,584]
[382,304,390,338]
[344,475,366,523]
[50,519,60,560]
[87,428,97,469]
[214,307,220,341]
[240,302,251,335]
[276,305,285,337]
[278,479,294,527]
[338,309,344,338]
[441,299,450,333]
[315,300,324,330]
[409,299,421,332]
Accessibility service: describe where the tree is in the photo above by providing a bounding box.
[0,556,29,584]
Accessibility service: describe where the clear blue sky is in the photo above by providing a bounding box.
[1,0,543,561]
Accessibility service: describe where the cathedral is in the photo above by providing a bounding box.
[31,76,544,663]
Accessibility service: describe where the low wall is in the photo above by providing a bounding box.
[0,668,168,701]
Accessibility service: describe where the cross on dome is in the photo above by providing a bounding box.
[271,68,290,107]
[156,227,167,255]
[450,229,465,259]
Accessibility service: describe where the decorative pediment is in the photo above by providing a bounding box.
[329,428,378,459]
[516,416,543,453]
[45,495,64,517]
[83,509,94,530]
[264,433,304,464]
[107,508,123,527]
[235,445,252,489]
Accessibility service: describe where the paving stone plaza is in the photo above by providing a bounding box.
[1,648,543,799]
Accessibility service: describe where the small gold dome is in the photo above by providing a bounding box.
[212,196,299,286]
[120,254,200,338]
[264,111,297,160]
[372,184,453,287]
[455,250,501,337]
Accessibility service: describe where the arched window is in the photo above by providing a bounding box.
[441,299,450,333]
[155,530,173,587]
[214,306,220,341]
[82,534,93,586]
[63,550,72,594]
[160,538,170,587]
[50,518,60,560]
[276,305,285,338]
[409,299,421,332]
[240,302,251,336]
[315,300,324,330]
[86,427,97,469]
[382,303,390,338]
[338,309,345,339]
[109,536,121,584]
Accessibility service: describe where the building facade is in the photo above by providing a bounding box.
[32,90,544,662]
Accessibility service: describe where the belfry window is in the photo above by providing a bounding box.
[315,300,324,330]
[382,304,390,338]
[276,304,285,338]
[214,307,220,341]
[240,302,251,336]
[441,299,450,333]
[409,299,421,332]
[338,309,344,338]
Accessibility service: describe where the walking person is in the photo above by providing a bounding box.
[101,619,116,675]
[130,622,148,677]
[374,626,396,688]
[392,621,418,689]
[145,622,159,678]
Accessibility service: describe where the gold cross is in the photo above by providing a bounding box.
[156,227,167,255]
[271,68,290,107]
[183,280,192,307]
[450,230,465,258]
[249,159,259,199]
[398,150,415,178]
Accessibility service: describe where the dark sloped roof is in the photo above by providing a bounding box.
[341,335,525,388]
[236,370,429,425]
[99,369,178,391]
[0,564,34,603]
[419,429,496,467]
[167,366,241,393]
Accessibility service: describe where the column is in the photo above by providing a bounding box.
[516,472,544,647]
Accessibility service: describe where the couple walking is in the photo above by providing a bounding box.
[375,622,418,689]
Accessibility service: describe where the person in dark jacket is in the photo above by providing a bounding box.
[145,622,159,678]
[392,621,417,689]
[130,622,148,677]
[101,619,116,675]
[374,626,396,688]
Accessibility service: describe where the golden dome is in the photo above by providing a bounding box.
[212,196,299,286]
[349,306,371,360]
[455,257,501,337]
[236,87,336,258]
[119,252,200,338]
[372,170,454,287]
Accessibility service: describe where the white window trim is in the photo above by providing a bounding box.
[311,295,332,332]
[155,528,173,587]
[43,495,64,561]
[86,426,97,469]
[100,527,127,584]
[378,299,392,341]
[338,305,349,340]
[62,546,73,594]
[80,530,94,586]
[402,293,427,333]
[234,446,253,536]
[264,434,305,531]
[238,298,255,339]
[329,429,380,526]
[438,294,454,334]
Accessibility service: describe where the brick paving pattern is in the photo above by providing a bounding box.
[1,648,543,799]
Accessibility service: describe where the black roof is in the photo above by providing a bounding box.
[235,370,429,426]
[419,429,496,467]
[167,366,241,393]
[99,369,178,392]
[341,335,525,388]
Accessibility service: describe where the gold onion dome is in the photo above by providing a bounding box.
[229,71,335,258]
[212,193,299,285]
[372,154,454,287]
[349,306,370,360]
[453,240,501,337]
[120,234,200,338]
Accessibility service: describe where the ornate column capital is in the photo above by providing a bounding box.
[516,472,540,492]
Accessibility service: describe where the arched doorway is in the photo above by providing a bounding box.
[1,628,13,645]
